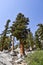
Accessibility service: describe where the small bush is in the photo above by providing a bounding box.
[25,50,43,65]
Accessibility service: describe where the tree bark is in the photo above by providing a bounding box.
[20,40,25,55]
[11,36,14,51]
[1,44,3,51]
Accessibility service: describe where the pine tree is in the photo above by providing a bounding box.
[35,24,43,49]
[35,31,41,49]
[10,13,29,55]
[37,24,43,40]
[27,29,34,49]
[0,19,10,50]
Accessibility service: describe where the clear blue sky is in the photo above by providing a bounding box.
[0,0,43,35]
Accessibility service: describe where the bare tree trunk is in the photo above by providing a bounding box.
[1,44,3,51]
[20,40,25,56]
[10,36,15,55]
[11,36,14,51]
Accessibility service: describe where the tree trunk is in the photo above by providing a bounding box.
[1,44,3,51]
[11,36,14,51]
[20,40,25,55]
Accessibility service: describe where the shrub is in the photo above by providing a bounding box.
[25,50,43,65]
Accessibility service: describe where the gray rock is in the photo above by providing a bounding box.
[10,51,17,56]
[15,58,23,63]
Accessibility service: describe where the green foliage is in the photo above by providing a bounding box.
[10,13,29,42]
[2,19,10,36]
[37,24,43,40]
[0,36,11,50]
[3,37,11,50]
[24,29,34,48]
[0,19,11,50]
[25,50,43,65]
[28,30,34,48]
[35,31,42,49]
[35,24,43,49]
